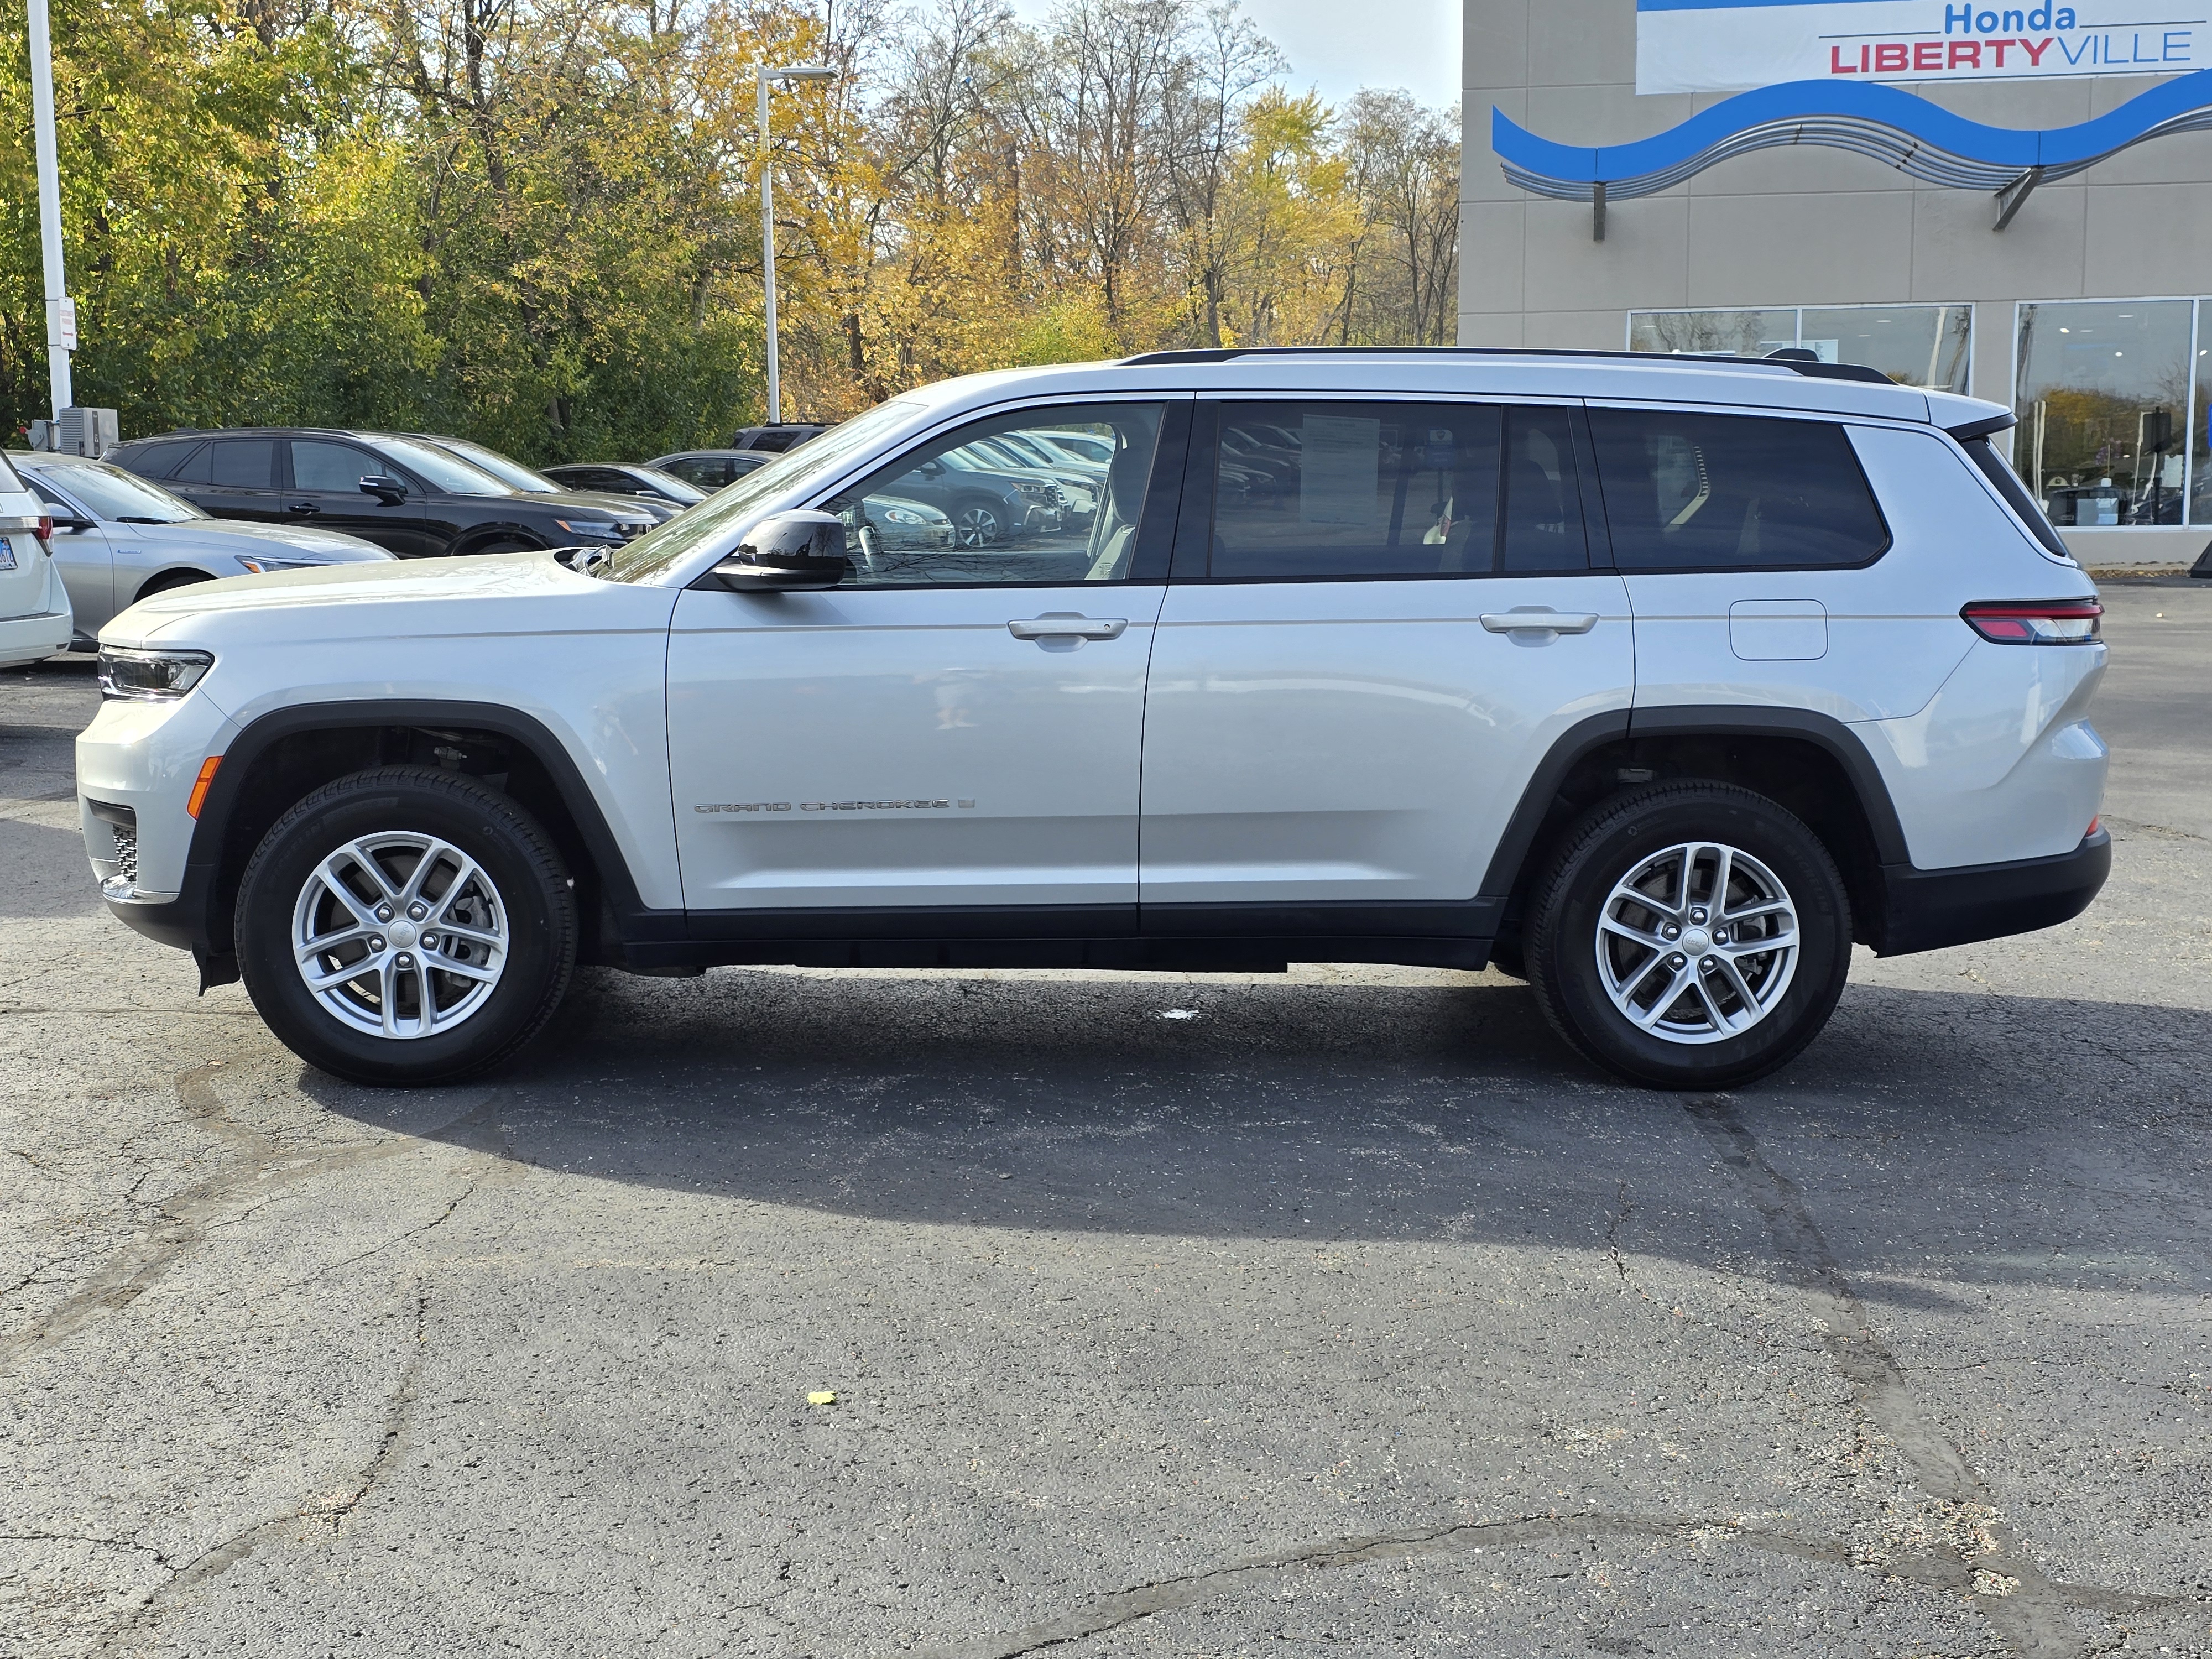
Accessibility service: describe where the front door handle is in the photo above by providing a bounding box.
[1008,614,1128,641]
[1480,608,1599,637]
[286,502,321,515]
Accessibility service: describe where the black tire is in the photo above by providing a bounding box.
[1525,782,1850,1091]
[234,767,576,1086]
[138,570,215,599]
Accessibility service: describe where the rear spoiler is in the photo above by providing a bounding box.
[1947,411,2017,442]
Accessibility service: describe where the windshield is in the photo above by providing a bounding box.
[601,401,924,583]
[367,435,517,497]
[629,466,707,503]
[23,456,202,521]
[429,437,560,494]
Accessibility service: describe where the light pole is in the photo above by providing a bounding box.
[27,0,74,418]
[757,62,837,426]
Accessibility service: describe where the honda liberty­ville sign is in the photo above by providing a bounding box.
[1637,0,2211,94]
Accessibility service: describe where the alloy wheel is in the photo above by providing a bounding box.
[1594,840,1799,1045]
[291,832,510,1040]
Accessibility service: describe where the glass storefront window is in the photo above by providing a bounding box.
[2015,300,2194,528]
[1627,304,1972,394]
[2194,309,2210,529]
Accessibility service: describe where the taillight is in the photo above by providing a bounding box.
[35,514,52,547]
[1960,598,2101,644]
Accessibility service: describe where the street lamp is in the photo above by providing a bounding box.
[757,62,837,426]
[27,0,75,418]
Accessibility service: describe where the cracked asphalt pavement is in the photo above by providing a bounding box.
[3,582,2208,1658]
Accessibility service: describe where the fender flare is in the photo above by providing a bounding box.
[176,698,675,958]
[1477,705,1911,899]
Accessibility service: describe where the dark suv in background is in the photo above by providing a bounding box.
[107,430,653,559]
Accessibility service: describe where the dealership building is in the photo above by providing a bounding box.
[1459,0,2212,566]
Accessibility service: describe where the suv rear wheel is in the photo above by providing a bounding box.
[234,768,576,1085]
[1525,782,1850,1090]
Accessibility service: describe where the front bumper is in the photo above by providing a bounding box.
[1873,826,2111,956]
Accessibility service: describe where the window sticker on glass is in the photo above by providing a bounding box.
[1297,414,1382,527]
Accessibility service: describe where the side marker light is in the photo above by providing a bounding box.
[187,756,222,819]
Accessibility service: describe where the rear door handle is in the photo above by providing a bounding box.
[286,502,320,515]
[1008,614,1127,641]
[1480,608,1599,637]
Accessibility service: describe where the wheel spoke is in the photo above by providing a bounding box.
[1600,913,1670,952]
[379,957,405,1038]
[1720,896,1791,924]
[1713,953,1765,1020]
[1628,963,1694,1029]
[433,919,502,948]
[430,954,499,983]
[1709,844,1734,918]
[313,859,381,925]
[304,955,378,993]
[1691,971,1738,1034]
[296,925,374,964]
[1721,926,1796,957]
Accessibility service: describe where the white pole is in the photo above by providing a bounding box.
[759,66,780,427]
[27,0,72,417]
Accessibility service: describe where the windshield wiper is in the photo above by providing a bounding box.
[116,515,178,524]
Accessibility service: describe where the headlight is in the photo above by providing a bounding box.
[235,556,318,574]
[98,646,214,701]
[879,507,927,524]
[555,519,626,540]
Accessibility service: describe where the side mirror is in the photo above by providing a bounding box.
[709,511,851,593]
[917,459,944,477]
[50,512,95,533]
[359,474,408,504]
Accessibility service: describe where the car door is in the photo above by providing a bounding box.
[666,397,1186,925]
[181,436,283,523]
[284,437,430,556]
[24,472,114,629]
[1137,399,1635,948]
[1589,403,1971,729]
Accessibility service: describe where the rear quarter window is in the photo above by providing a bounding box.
[1589,408,1890,572]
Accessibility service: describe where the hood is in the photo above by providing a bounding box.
[503,489,658,528]
[101,547,672,650]
[129,518,393,561]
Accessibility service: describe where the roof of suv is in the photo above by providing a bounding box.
[886,347,2004,435]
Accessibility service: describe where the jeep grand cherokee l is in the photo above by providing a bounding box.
[77,350,2108,1089]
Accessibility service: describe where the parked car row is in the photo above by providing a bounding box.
[7,421,858,658]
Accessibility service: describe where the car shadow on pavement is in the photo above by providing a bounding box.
[298,968,2212,1301]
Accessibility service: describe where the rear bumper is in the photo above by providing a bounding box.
[1874,827,2111,956]
[0,608,71,667]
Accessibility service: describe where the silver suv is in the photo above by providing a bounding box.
[77,348,2109,1089]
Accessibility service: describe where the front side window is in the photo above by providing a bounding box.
[1204,401,1592,580]
[1589,408,1890,571]
[366,436,514,497]
[822,402,1164,586]
[291,440,380,493]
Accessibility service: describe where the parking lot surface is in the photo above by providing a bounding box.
[3,583,2207,1658]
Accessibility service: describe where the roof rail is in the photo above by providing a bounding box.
[1117,344,1897,386]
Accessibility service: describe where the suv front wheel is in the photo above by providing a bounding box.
[234,768,577,1085]
[1525,783,1851,1090]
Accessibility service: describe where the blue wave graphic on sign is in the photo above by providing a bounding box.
[1493,68,2212,199]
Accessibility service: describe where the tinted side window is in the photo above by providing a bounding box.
[664,458,729,489]
[165,442,213,484]
[1499,406,1589,572]
[291,440,377,493]
[210,437,275,489]
[1207,403,1503,580]
[128,438,202,479]
[1590,409,1890,571]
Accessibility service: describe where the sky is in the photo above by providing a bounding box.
[999,0,1463,113]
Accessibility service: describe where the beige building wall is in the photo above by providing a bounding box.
[1459,0,2212,566]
